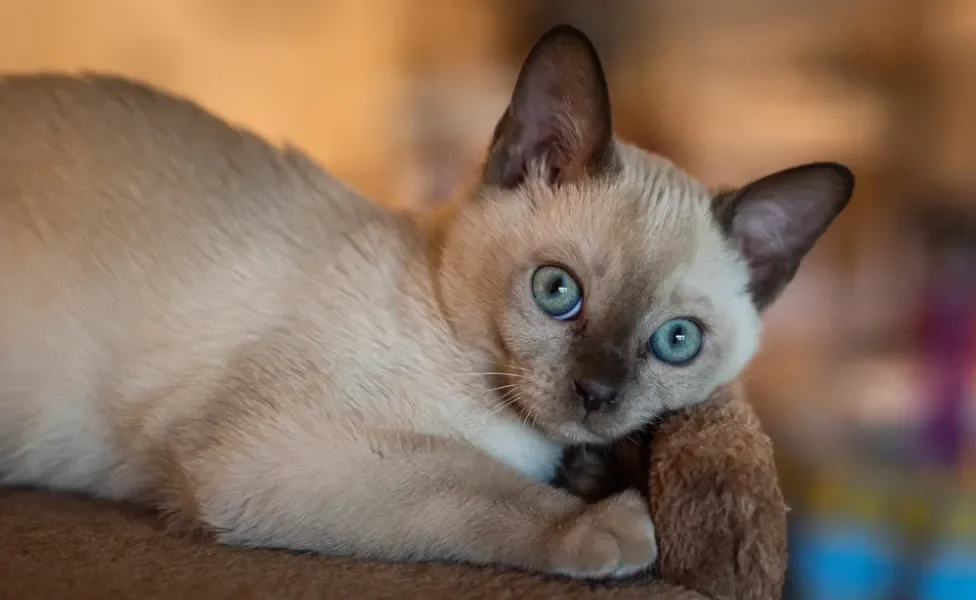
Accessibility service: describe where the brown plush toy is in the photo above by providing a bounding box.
[555,381,789,600]
[649,383,789,600]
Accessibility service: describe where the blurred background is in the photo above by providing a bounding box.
[2,1,974,598]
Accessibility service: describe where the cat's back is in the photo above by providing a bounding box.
[0,73,380,246]
[0,72,385,333]
[0,72,392,299]
[0,74,395,441]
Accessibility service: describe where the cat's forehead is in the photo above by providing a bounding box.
[518,147,745,320]
[532,149,721,274]
[606,149,714,249]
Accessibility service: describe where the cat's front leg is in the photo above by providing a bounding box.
[165,419,658,580]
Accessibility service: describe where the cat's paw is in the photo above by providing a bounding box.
[546,489,657,580]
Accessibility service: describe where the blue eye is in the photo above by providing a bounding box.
[531,266,582,320]
[649,318,703,365]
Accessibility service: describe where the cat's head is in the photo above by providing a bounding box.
[437,25,853,445]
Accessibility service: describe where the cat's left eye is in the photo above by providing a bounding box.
[531,266,582,321]
[648,318,702,365]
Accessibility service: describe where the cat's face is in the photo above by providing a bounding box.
[449,156,763,444]
[438,26,853,444]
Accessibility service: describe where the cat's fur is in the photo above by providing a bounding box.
[0,26,852,579]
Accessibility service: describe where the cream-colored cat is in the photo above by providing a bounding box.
[0,26,852,579]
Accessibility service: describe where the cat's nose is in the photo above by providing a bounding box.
[574,378,618,412]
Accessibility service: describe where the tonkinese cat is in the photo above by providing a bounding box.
[0,26,852,579]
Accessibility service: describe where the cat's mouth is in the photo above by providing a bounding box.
[565,406,633,444]
[548,407,632,445]
[491,366,632,445]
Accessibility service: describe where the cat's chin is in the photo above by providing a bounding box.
[543,420,626,446]
[511,397,633,445]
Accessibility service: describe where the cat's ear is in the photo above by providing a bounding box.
[712,163,854,311]
[482,25,616,189]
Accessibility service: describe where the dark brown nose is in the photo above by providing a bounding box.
[574,378,618,412]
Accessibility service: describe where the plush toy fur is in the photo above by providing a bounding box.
[649,382,788,599]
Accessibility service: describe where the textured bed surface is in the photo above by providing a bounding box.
[0,489,705,600]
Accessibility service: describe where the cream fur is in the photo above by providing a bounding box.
[0,70,762,579]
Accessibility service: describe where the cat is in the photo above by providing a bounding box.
[0,25,852,579]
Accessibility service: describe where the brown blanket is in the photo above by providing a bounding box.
[0,386,784,600]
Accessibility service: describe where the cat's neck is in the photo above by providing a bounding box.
[406,195,490,346]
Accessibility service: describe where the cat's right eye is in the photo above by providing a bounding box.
[531,266,582,321]
[649,318,703,365]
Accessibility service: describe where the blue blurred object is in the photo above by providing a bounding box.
[915,502,976,600]
[788,466,976,600]
[790,477,907,600]
[792,515,904,600]
[916,539,976,600]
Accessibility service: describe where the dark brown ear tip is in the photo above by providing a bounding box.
[535,24,597,49]
[830,163,855,197]
[528,24,603,66]
[800,162,856,198]
[516,24,612,124]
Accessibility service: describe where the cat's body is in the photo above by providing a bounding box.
[0,27,852,579]
[0,74,561,497]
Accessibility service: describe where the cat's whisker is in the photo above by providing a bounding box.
[646,414,666,427]
[482,389,523,421]
[493,389,516,405]
[483,383,519,394]
[512,394,532,430]
[524,398,541,431]
[620,432,643,451]
[458,371,526,380]
[489,390,519,410]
